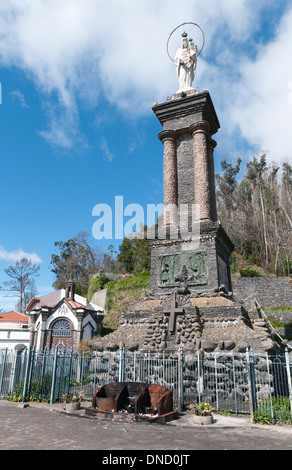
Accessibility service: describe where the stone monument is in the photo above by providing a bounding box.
[150,88,233,297]
[90,28,279,354]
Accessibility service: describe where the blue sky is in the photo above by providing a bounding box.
[0,0,292,311]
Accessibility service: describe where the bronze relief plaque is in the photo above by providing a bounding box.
[159,251,207,287]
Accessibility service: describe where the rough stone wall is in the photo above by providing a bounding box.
[89,293,278,354]
[232,277,292,308]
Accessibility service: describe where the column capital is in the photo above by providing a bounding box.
[158,129,178,142]
[189,121,211,136]
[207,138,217,150]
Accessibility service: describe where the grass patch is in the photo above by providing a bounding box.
[239,268,262,277]
[102,272,150,330]
[253,396,292,425]
[262,305,292,312]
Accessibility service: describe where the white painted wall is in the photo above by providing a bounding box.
[0,328,30,350]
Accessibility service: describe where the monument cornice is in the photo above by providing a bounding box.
[152,90,220,136]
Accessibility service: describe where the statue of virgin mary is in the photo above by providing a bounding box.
[175,32,197,92]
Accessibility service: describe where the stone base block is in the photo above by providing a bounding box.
[193,414,214,425]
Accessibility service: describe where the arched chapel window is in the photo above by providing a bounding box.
[51,319,72,347]
[52,320,71,337]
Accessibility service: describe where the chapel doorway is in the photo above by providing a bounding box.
[51,319,72,348]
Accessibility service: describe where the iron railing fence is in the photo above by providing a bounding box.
[0,347,291,423]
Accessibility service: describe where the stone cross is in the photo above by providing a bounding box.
[164,294,185,335]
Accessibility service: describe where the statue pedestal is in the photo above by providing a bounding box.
[149,220,234,297]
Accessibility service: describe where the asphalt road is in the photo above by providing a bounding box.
[0,400,291,453]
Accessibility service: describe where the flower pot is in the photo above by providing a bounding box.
[65,402,81,412]
[193,414,213,425]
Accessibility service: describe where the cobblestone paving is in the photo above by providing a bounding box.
[0,400,292,451]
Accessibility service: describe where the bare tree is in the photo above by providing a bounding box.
[216,156,292,276]
[2,258,40,313]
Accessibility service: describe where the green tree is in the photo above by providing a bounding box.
[50,232,104,296]
[132,237,151,272]
[88,272,110,300]
[116,225,151,274]
[216,157,242,220]
[117,237,134,273]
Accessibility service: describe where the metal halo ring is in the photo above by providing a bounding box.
[167,22,205,62]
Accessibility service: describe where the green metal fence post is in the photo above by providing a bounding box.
[10,349,20,398]
[39,348,47,402]
[119,347,125,383]
[197,350,201,403]
[0,348,8,396]
[285,348,292,415]
[50,346,59,404]
[93,350,98,391]
[27,346,35,399]
[123,347,126,382]
[265,352,274,425]
[246,348,256,419]
[107,350,111,384]
[22,346,32,402]
[81,349,86,389]
[232,353,238,415]
[66,347,74,395]
[178,347,184,412]
[214,352,219,412]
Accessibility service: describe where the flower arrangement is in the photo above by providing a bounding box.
[61,390,86,404]
[190,402,213,416]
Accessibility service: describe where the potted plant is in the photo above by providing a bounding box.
[190,402,214,425]
[61,390,85,412]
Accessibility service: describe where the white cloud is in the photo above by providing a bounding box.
[100,138,114,162]
[0,246,42,264]
[0,1,267,104]
[0,294,18,312]
[226,8,292,163]
[0,0,290,161]
[10,90,29,108]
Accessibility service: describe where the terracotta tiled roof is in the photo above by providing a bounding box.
[67,300,92,310]
[0,311,29,323]
[26,297,40,311]
[26,289,103,313]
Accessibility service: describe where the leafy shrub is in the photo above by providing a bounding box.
[88,273,110,299]
[239,268,262,277]
[11,373,53,402]
[253,396,292,425]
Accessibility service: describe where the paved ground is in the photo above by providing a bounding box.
[0,399,292,452]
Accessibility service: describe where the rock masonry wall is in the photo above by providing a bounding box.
[90,292,278,354]
[232,277,292,308]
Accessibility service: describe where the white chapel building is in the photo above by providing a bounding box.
[26,279,104,350]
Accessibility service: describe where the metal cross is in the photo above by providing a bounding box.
[164,294,185,334]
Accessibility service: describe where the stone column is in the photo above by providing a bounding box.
[29,311,38,348]
[158,130,178,226]
[189,121,211,221]
[207,138,218,222]
[39,309,50,350]
[75,312,84,350]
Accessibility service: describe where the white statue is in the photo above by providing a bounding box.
[175,32,198,92]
